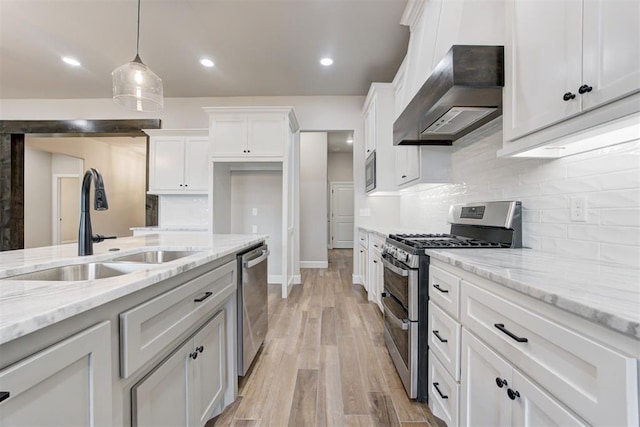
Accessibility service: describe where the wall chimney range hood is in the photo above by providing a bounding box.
[394,45,504,146]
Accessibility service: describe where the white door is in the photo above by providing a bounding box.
[56,176,80,244]
[329,182,354,249]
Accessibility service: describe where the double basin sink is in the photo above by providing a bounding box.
[3,250,199,281]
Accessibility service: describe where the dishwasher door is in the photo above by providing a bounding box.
[237,244,269,376]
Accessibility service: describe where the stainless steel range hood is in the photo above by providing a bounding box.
[394,45,504,146]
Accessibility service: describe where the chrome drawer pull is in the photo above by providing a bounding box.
[433,284,449,293]
[433,382,448,399]
[494,323,528,343]
[432,330,448,343]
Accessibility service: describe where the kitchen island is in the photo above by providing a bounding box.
[0,233,267,427]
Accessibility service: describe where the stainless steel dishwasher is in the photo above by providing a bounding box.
[237,243,269,376]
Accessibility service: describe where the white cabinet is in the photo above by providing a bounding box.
[363,83,396,194]
[461,330,587,427]
[207,107,298,159]
[502,0,640,155]
[358,245,368,291]
[133,310,226,427]
[395,145,452,189]
[147,129,209,194]
[0,322,112,427]
[368,233,384,312]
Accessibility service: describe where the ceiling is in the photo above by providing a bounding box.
[0,0,409,99]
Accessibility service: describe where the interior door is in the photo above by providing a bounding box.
[330,182,354,249]
[57,176,80,244]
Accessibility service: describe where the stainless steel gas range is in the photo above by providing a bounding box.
[381,201,522,402]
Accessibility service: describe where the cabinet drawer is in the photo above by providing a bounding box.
[429,301,461,381]
[428,349,459,427]
[358,230,369,247]
[429,265,460,318]
[369,234,384,255]
[461,280,639,427]
[120,261,236,378]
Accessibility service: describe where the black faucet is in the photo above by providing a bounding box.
[78,168,115,256]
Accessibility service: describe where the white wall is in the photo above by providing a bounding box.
[26,137,146,238]
[328,152,353,182]
[399,132,640,267]
[300,132,329,267]
[230,171,283,281]
[24,147,52,248]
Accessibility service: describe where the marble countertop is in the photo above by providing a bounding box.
[130,226,209,231]
[0,233,267,346]
[426,249,640,339]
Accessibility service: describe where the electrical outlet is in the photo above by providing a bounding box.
[570,196,587,222]
[252,208,258,216]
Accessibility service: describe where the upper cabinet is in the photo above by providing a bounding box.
[205,107,299,160]
[501,0,640,156]
[363,83,396,194]
[146,129,209,194]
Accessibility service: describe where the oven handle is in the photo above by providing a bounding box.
[382,256,409,277]
[384,304,411,331]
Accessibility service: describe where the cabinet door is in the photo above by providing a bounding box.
[511,370,588,427]
[211,118,248,157]
[395,145,419,186]
[183,137,210,191]
[133,339,191,427]
[247,116,285,157]
[358,246,368,290]
[460,330,511,427]
[150,137,186,190]
[364,101,377,157]
[582,0,640,111]
[504,0,583,141]
[189,311,226,427]
[0,322,112,427]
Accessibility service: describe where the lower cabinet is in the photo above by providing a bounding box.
[133,310,226,427]
[460,329,588,427]
[368,250,383,312]
[0,322,112,427]
[358,244,368,291]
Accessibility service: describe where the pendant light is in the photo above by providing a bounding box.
[112,0,163,112]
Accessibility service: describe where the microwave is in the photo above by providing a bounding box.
[365,150,376,192]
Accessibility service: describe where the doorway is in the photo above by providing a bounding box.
[329,182,354,249]
[53,175,81,244]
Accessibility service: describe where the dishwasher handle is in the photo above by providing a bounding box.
[243,249,270,269]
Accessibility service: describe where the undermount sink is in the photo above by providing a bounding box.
[110,250,200,264]
[3,262,152,281]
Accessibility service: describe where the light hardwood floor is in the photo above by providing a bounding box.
[209,249,442,427]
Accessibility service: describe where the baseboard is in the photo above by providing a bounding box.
[300,261,329,269]
[291,275,302,285]
[352,274,362,285]
[268,274,282,285]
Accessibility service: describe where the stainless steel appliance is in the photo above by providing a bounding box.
[237,243,269,376]
[381,201,522,401]
[365,150,376,192]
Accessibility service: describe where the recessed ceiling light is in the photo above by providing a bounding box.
[320,57,334,66]
[200,58,214,68]
[62,57,81,67]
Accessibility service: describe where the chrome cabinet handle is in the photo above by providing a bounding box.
[494,323,528,343]
[244,249,270,268]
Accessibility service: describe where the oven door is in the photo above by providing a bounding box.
[381,254,418,320]
[382,294,418,398]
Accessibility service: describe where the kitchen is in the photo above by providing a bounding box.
[1,0,639,426]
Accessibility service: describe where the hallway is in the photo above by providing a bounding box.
[210,249,441,426]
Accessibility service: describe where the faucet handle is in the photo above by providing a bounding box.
[92,234,117,243]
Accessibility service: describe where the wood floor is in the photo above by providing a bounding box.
[209,249,442,427]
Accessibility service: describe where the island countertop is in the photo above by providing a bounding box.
[426,248,640,340]
[0,233,267,346]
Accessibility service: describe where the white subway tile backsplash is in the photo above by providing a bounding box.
[396,131,639,267]
[568,225,640,246]
[159,195,209,228]
[600,209,640,227]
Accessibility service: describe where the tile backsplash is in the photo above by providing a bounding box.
[159,195,209,228]
[400,131,640,267]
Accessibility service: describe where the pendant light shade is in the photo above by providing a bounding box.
[112,0,163,112]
